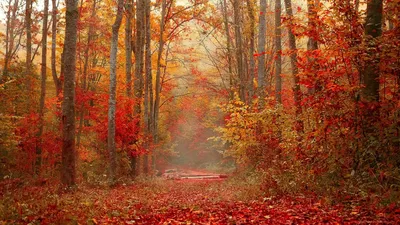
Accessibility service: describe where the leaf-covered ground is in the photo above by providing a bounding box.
[1,178,399,224]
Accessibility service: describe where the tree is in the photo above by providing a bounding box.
[77,0,98,147]
[108,0,124,184]
[246,0,255,100]
[36,0,49,175]
[51,0,62,96]
[362,0,382,103]
[222,0,234,99]
[61,0,79,188]
[132,0,145,176]
[257,0,267,102]
[359,0,383,168]
[275,0,282,104]
[154,0,167,151]
[1,0,23,82]
[143,0,152,174]
[125,0,133,98]
[306,0,319,94]
[25,0,32,95]
[284,0,302,134]
[233,0,245,102]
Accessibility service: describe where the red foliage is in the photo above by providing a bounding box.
[2,180,399,224]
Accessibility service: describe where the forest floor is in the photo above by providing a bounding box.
[1,174,400,224]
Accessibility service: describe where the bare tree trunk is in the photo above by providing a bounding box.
[233,0,245,102]
[246,0,255,101]
[362,0,382,102]
[284,0,303,134]
[275,0,282,104]
[222,0,234,99]
[51,0,62,96]
[154,0,167,147]
[77,0,97,147]
[353,0,383,174]
[125,0,133,98]
[61,0,79,188]
[2,0,20,82]
[108,0,124,185]
[2,0,12,82]
[133,0,145,176]
[143,0,152,175]
[36,0,49,175]
[25,0,32,97]
[257,0,267,103]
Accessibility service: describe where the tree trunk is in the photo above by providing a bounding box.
[132,0,145,176]
[233,0,245,102]
[284,0,303,134]
[77,0,97,147]
[2,0,19,82]
[362,0,382,102]
[275,0,282,104]
[61,0,79,188]
[222,0,234,100]
[307,0,318,52]
[125,0,133,98]
[143,0,152,175]
[25,0,32,97]
[154,0,167,147]
[257,0,267,103]
[108,0,124,184]
[1,0,12,82]
[51,0,62,96]
[246,0,255,101]
[307,0,320,94]
[36,0,49,175]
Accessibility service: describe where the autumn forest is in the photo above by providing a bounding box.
[0,0,399,223]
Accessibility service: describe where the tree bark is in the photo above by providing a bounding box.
[61,0,79,188]
[125,0,133,98]
[275,0,282,104]
[2,0,12,82]
[108,0,124,184]
[284,0,303,134]
[143,0,152,175]
[77,0,97,147]
[222,0,234,100]
[307,0,320,94]
[233,0,245,102]
[25,0,32,96]
[154,0,167,145]
[362,0,382,102]
[257,0,267,103]
[2,0,20,82]
[76,0,97,147]
[307,0,318,52]
[153,0,168,171]
[36,0,49,175]
[246,0,255,101]
[132,0,145,176]
[51,0,62,96]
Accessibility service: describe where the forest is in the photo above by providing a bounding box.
[0,0,399,223]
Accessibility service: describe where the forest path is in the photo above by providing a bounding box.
[1,178,399,224]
